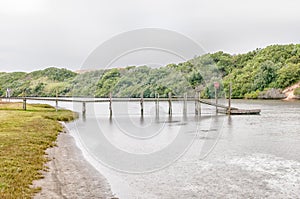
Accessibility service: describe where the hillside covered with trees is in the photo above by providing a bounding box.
[1,44,300,99]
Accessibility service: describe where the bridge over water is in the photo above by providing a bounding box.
[0,94,260,116]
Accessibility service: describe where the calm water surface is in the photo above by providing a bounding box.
[28,99,300,198]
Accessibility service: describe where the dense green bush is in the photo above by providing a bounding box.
[1,44,300,98]
[275,63,300,88]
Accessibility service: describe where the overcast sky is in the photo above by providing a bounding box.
[0,0,300,72]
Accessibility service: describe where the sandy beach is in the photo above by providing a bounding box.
[33,125,116,199]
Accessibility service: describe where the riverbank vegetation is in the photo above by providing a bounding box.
[295,87,300,96]
[0,102,77,198]
[1,44,300,99]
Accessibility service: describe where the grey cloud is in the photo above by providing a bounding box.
[0,0,299,72]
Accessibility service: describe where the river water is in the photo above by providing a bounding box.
[27,99,300,198]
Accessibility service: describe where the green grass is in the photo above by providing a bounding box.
[0,102,78,199]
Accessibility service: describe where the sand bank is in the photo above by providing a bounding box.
[33,125,116,199]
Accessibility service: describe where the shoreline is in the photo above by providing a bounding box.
[33,123,116,199]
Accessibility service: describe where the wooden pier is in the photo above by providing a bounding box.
[0,94,261,116]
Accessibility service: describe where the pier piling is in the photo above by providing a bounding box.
[155,92,159,118]
[109,92,112,117]
[140,92,144,116]
[215,87,218,113]
[23,99,26,110]
[168,92,172,115]
[82,102,86,116]
[55,89,58,112]
[183,93,187,115]
[195,91,201,115]
[228,82,232,114]
[22,91,26,110]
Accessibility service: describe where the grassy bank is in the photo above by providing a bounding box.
[0,102,78,198]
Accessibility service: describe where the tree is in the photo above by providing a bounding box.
[96,69,121,97]
[252,61,278,91]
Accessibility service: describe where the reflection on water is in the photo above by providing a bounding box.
[70,112,223,173]
[27,99,300,198]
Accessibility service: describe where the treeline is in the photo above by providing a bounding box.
[0,68,77,97]
[220,44,300,98]
[1,44,300,98]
